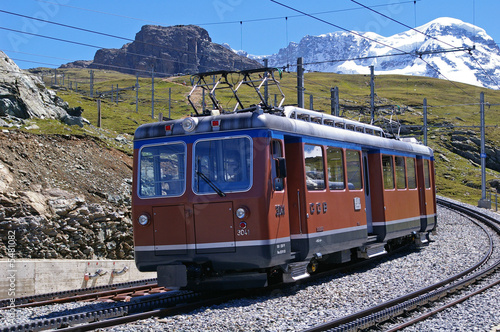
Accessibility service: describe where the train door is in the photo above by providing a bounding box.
[283,139,308,259]
[269,139,290,245]
[416,157,436,232]
[362,151,373,233]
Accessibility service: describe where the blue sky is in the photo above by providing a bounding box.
[0,0,498,69]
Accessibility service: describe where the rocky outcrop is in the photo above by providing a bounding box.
[59,60,92,69]
[442,130,500,173]
[68,25,261,76]
[0,130,134,259]
[0,189,133,259]
[0,51,68,119]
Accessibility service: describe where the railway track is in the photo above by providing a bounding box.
[303,198,500,332]
[0,245,416,332]
[1,198,498,332]
[0,279,160,309]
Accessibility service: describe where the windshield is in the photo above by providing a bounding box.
[138,142,186,198]
[193,136,252,194]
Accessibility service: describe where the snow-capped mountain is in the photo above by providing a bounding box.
[250,18,500,89]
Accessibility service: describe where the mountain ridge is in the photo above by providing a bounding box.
[62,25,261,76]
[237,17,500,89]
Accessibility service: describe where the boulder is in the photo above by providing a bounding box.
[0,51,68,119]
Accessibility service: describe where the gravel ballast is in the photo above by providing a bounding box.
[1,198,499,331]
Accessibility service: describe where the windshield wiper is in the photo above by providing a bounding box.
[196,171,226,197]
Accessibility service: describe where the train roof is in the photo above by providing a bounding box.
[134,105,433,157]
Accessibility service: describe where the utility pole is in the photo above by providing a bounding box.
[309,95,313,110]
[135,74,139,113]
[116,84,119,104]
[89,70,94,98]
[297,57,304,108]
[478,92,490,208]
[97,98,101,128]
[151,66,155,119]
[168,87,171,119]
[423,98,427,146]
[263,58,269,106]
[212,75,216,109]
[54,68,57,85]
[370,65,375,124]
[331,86,339,116]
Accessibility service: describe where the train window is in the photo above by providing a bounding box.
[346,150,362,190]
[298,114,310,122]
[139,142,186,198]
[424,159,431,189]
[271,140,284,191]
[346,124,355,131]
[326,147,345,190]
[382,155,395,189]
[407,158,417,189]
[395,156,407,189]
[335,122,345,129]
[193,136,252,194]
[304,144,325,190]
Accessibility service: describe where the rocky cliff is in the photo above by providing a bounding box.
[63,25,261,75]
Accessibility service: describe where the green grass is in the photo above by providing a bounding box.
[28,67,500,206]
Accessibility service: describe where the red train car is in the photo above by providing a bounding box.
[132,69,437,289]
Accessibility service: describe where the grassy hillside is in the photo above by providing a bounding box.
[27,67,500,206]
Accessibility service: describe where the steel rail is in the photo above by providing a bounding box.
[0,240,416,332]
[55,291,246,332]
[0,278,158,309]
[6,283,165,309]
[303,198,500,332]
[384,277,500,332]
[0,290,202,332]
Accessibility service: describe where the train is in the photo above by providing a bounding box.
[132,68,437,290]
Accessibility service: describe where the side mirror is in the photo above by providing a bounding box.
[275,157,287,179]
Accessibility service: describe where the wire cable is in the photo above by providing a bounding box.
[0,27,226,76]
[350,0,500,89]
[270,0,409,55]
[271,1,477,97]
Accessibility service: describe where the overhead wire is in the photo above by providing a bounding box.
[271,0,478,98]
[0,9,219,60]
[33,0,420,28]
[0,27,225,76]
[270,0,409,55]
[350,0,500,90]
[5,0,497,114]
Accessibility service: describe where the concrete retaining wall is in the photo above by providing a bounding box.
[0,259,156,299]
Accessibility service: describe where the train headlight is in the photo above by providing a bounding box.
[181,117,198,132]
[236,207,248,219]
[138,214,150,226]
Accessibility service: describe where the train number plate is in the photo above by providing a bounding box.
[353,197,361,211]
